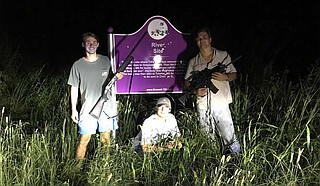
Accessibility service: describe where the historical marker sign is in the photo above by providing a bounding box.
[112,15,194,94]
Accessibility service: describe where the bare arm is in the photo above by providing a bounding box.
[142,144,154,154]
[164,139,183,150]
[70,85,79,123]
[141,139,183,154]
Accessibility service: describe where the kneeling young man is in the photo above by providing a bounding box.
[134,97,182,154]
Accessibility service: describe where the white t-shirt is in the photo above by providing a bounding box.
[141,113,181,145]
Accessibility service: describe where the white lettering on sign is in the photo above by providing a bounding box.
[151,42,165,47]
[151,42,166,54]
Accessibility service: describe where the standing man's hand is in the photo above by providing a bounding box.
[196,88,208,97]
[212,72,236,81]
[116,72,124,80]
[71,110,79,123]
[212,72,227,81]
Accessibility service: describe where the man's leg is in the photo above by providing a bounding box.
[213,106,240,154]
[100,130,111,148]
[198,108,215,141]
[76,134,92,160]
[98,110,117,148]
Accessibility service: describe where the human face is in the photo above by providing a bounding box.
[84,36,99,54]
[156,105,171,118]
[196,31,211,49]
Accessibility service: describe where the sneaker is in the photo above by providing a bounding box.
[229,140,241,155]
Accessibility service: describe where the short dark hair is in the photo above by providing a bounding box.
[81,32,100,43]
[194,27,212,40]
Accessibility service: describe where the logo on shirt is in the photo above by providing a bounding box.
[102,71,109,77]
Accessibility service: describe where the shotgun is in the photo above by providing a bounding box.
[89,31,147,119]
[89,56,133,119]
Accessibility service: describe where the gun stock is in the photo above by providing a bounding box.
[89,96,107,119]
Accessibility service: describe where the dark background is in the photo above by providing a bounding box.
[1,0,319,78]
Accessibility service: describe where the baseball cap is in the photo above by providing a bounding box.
[156,97,171,108]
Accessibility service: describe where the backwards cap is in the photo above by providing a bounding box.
[156,97,171,109]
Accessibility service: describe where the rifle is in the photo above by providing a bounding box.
[89,31,147,119]
[179,55,242,106]
[89,55,133,119]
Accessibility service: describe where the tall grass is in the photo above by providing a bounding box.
[1,40,319,185]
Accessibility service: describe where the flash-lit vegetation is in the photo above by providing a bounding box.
[1,34,319,186]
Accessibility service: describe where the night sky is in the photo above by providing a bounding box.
[1,1,319,76]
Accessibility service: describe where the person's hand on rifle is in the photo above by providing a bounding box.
[212,72,228,81]
[196,88,207,97]
[212,72,236,82]
[165,139,183,150]
[116,72,124,80]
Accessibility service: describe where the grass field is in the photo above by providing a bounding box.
[1,37,319,185]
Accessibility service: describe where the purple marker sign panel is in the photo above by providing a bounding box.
[112,15,194,94]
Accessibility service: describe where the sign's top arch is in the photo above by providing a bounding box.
[111,15,196,94]
[118,15,188,37]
